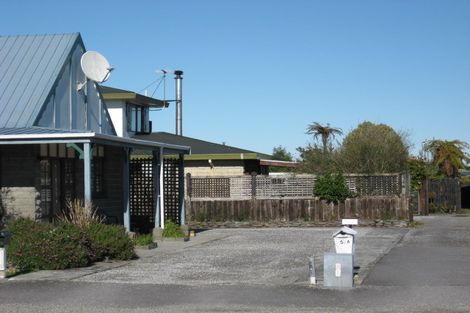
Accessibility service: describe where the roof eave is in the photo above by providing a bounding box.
[0,132,190,153]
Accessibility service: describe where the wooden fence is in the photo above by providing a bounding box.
[187,172,409,200]
[185,172,411,227]
[186,196,410,228]
[416,178,461,215]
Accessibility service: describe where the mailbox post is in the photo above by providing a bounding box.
[324,225,357,288]
[0,230,11,278]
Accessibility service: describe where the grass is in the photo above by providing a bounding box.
[407,220,424,228]
[458,208,470,216]
[133,233,154,246]
[162,220,186,238]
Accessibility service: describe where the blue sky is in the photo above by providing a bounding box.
[2,0,469,157]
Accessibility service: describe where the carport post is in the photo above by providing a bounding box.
[179,152,186,225]
[83,142,92,203]
[159,147,165,229]
[153,149,161,229]
[123,148,131,232]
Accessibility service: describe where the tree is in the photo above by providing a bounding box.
[422,139,469,178]
[297,144,340,175]
[272,146,293,162]
[339,121,409,173]
[306,122,342,153]
[270,146,294,173]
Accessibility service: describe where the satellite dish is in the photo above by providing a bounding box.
[80,51,113,83]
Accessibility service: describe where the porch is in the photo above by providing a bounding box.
[0,131,189,232]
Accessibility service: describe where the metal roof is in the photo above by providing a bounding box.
[0,127,85,135]
[0,33,80,128]
[135,132,273,159]
[0,129,190,154]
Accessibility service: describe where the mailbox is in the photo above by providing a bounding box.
[332,226,356,254]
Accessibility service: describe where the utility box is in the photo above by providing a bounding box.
[324,252,354,288]
[333,226,357,254]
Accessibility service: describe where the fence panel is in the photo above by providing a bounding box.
[188,173,407,200]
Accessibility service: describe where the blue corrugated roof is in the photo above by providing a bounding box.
[0,33,80,128]
[0,127,88,135]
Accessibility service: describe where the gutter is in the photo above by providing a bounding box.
[0,132,190,154]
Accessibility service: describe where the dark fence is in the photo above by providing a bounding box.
[416,178,461,214]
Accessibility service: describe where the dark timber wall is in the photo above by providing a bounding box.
[186,196,410,228]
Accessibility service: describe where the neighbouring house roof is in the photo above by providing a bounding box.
[100,86,169,108]
[0,33,80,128]
[135,132,271,159]
[134,132,297,167]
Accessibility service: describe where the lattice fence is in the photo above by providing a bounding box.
[187,173,408,200]
[164,158,181,224]
[344,174,405,196]
[129,157,154,232]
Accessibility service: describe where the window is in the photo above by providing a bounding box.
[127,104,151,134]
[91,158,104,197]
[91,145,105,198]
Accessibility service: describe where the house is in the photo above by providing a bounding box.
[134,132,297,176]
[0,33,189,233]
[100,86,168,137]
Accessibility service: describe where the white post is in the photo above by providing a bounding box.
[159,147,165,229]
[179,153,186,225]
[153,150,160,229]
[83,142,92,203]
[123,148,131,231]
[0,248,6,277]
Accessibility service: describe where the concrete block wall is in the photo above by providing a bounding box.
[0,145,40,220]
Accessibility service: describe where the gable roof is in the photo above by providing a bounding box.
[135,132,273,159]
[0,33,81,128]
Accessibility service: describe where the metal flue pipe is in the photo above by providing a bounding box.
[174,70,183,136]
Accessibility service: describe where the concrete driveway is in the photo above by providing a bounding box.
[11,226,407,286]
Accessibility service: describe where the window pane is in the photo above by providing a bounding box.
[136,107,142,132]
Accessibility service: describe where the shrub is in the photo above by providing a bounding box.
[162,220,186,238]
[7,218,91,271]
[314,173,355,204]
[86,223,135,261]
[133,233,154,246]
[57,200,104,228]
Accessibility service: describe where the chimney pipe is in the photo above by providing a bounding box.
[175,70,183,136]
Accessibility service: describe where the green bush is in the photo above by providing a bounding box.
[7,218,91,271]
[86,222,135,261]
[162,220,186,238]
[133,233,154,246]
[314,173,355,204]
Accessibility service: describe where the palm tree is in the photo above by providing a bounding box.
[306,122,342,153]
[423,139,470,178]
